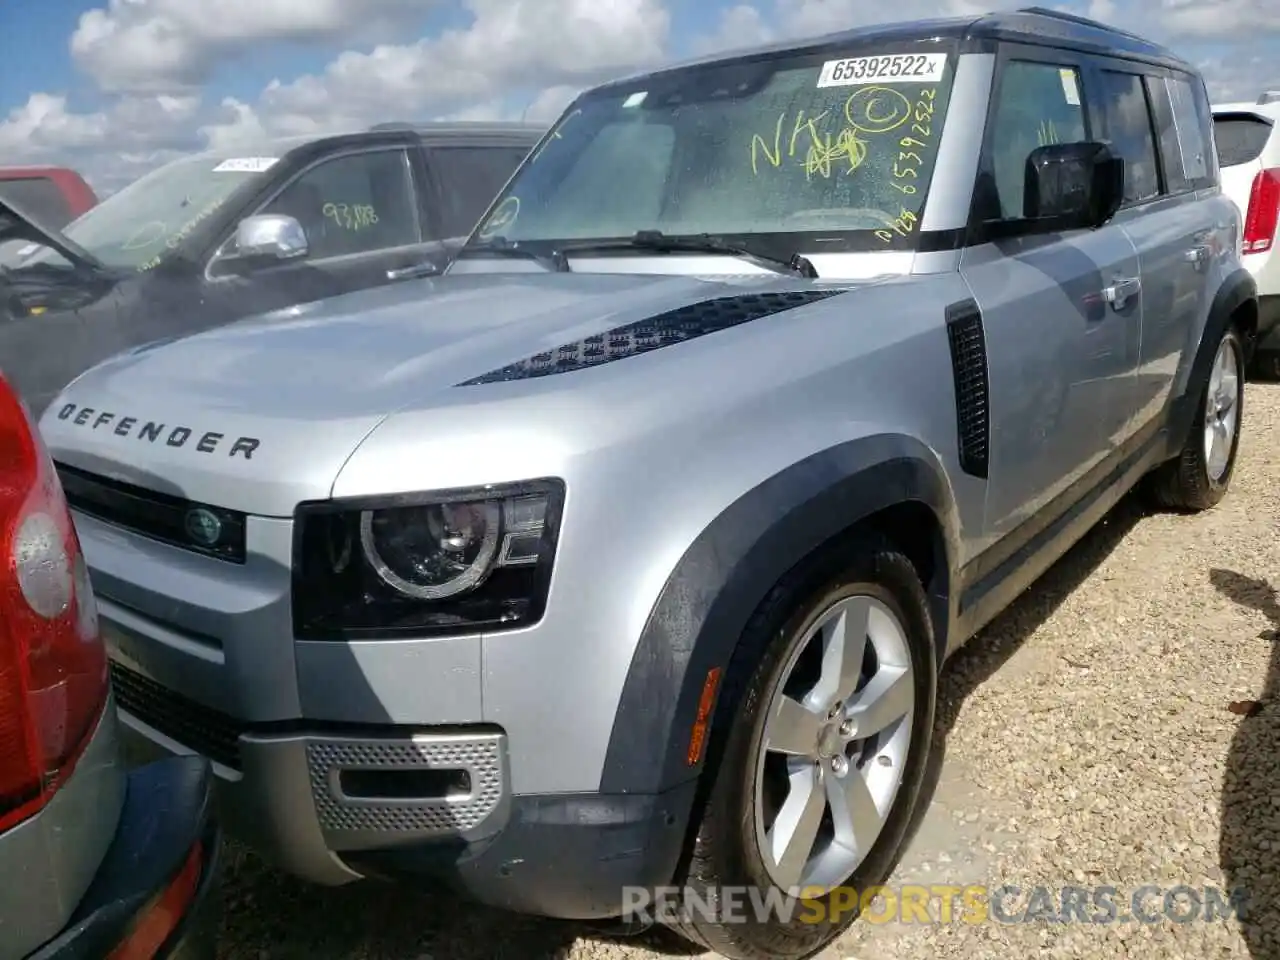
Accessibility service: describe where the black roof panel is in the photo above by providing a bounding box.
[595,7,1192,92]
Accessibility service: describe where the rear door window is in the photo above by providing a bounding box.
[1094,69,1162,206]
[429,146,535,237]
[0,177,73,229]
[1213,114,1274,167]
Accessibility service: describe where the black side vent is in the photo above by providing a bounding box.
[458,289,844,385]
[945,299,990,479]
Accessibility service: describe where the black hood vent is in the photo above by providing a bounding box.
[458,289,843,385]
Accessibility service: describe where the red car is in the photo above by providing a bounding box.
[0,369,220,959]
[0,167,97,231]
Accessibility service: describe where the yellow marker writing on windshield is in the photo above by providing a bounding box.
[750,86,919,179]
[478,195,520,239]
[844,86,912,135]
[752,107,868,178]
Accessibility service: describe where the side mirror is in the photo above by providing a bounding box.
[232,214,308,262]
[1024,142,1125,231]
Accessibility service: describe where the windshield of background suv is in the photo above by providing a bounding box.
[0,152,274,272]
[466,42,957,258]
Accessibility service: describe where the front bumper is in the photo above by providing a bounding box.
[112,662,695,920]
[27,756,221,960]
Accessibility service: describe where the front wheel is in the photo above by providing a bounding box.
[666,539,937,960]
[1149,326,1244,512]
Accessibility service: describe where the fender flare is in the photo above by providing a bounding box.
[1168,267,1257,446]
[598,434,961,795]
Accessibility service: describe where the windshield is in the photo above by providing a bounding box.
[466,42,957,258]
[0,152,276,271]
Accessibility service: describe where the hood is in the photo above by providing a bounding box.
[40,271,848,516]
[0,195,108,275]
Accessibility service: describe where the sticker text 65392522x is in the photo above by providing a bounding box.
[817,53,947,88]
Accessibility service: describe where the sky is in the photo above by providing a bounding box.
[0,0,1276,194]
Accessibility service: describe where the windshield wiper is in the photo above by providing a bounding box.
[563,230,819,279]
[459,236,569,272]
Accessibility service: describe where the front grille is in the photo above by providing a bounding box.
[109,662,245,770]
[56,463,247,563]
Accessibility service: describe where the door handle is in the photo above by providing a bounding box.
[1103,276,1141,310]
[386,261,440,281]
[1185,245,1209,269]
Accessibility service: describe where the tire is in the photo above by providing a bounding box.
[1150,326,1245,512]
[664,536,937,960]
[1249,350,1280,381]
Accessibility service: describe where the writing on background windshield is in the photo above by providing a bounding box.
[7,154,274,272]
[475,49,953,248]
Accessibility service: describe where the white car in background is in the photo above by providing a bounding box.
[1213,92,1280,377]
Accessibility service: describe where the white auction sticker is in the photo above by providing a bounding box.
[817,53,947,87]
[1059,68,1081,105]
[212,157,278,173]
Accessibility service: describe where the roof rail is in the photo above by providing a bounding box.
[1016,6,1147,42]
[368,121,417,132]
[1258,91,1280,105]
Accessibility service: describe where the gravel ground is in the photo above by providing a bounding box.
[218,381,1280,960]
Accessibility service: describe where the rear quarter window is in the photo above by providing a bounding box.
[1213,114,1274,167]
[430,145,537,237]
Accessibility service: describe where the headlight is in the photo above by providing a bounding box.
[292,479,564,639]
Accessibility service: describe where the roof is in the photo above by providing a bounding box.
[1212,99,1280,121]
[366,121,547,138]
[594,7,1190,92]
[169,121,547,166]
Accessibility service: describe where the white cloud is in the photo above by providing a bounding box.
[0,92,206,192]
[214,0,669,137]
[1102,0,1280,41]
[694,4,774,54]
[72,0,436,92]
[694,0,1026,57]
[2,0,1278,194]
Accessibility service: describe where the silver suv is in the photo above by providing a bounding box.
[39,8,1254,959]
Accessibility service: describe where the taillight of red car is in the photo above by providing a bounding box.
[0,371,107,834]
[1242,167,1280,254]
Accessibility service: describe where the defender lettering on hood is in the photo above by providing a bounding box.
[55,403,260,459]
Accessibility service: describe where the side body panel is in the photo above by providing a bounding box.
[961,229,1141,541]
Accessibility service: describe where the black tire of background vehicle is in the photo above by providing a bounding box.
[666,535,938,960]
[1248,350,1280,381]
[1149,326,1245,512]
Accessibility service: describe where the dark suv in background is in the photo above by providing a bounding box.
[0,121,544,415]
